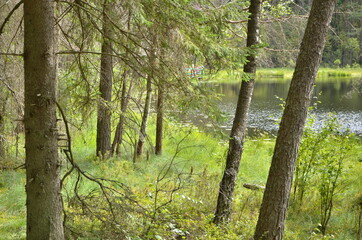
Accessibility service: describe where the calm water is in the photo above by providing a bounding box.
[214,77,362,136]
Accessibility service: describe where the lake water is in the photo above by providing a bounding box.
[213,77,362,137]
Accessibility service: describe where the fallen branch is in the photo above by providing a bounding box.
[243,183,265,191]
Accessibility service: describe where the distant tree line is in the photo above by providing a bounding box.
[259,0,361,68]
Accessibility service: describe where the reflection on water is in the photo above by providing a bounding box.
[214,77,362,136]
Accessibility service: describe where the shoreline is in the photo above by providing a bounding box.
[207,67,362,83]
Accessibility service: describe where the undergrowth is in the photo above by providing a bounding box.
[0,120,361,239]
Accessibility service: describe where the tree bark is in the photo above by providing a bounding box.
[213,0,262,224]
[24,0,64,239]
[96,2,113,158]
[155,86,164,155]
[254,0,336,239]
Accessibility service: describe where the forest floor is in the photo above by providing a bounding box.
[1,122,361,239]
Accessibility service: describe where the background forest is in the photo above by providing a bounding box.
[0,0,361,239]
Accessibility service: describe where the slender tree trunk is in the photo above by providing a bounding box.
[135,73,152,160]
[155,86,164,155]
[213,0,262,224]
[15,106,24,159]
[111,72,133,156]
[0,113,5,161]
[254,0,336,239]
[0,95,6,161]
[358,203,362,240]
[359,4,362,65]
[96,2,113,158]
[24,0,64,239]
[111,73,128,156]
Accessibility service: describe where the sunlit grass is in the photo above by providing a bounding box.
[0,121,361,239]
[0,171,26,240]
[209,68,362,83]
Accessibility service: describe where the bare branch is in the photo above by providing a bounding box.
[264,47,299,52]
[261,14,308,23]
[0,0,23,36]
[225,19,248,24]
[0,52,23,56]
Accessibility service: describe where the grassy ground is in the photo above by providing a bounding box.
[209,67,362,83]
[1,120,361,239]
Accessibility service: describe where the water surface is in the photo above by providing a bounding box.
[214,77,362,136]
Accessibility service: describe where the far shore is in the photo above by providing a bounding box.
[208,67,362,83]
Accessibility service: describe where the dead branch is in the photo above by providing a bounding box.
[264,47,299,52]
[225,19,248,24]
[243,183,265,191]
[0,0,23,35]
[55,101,148,234]
[0,52,23,56]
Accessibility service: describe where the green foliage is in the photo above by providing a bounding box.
[317,121,353,235]
[262,0,292,17]
[0,122,361,239]
[333,59,341,68]
[292,114,358,236]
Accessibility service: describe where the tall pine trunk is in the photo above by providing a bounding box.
[213,0,262,224]
[96,2,113,158]
[155,86,164,155]
[254,0,336,239]
[24,0,64,239]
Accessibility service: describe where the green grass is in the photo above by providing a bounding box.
[0,122,361,239]
[208,67,362,83]
[0,171,26,240]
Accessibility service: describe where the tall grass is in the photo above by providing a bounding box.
[0,120,361,239]
[0,171,26,240]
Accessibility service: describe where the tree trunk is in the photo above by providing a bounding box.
[0,95,6,161]
[254,0,336,239]
[135,73,152,161]
[96,2,113,158]
[0,115,5,162]
[213,0,262,224]
[155,86,164,155]
[111,72,133,156]
[359,4,362,66]
[24,0,64,239]
[358,202,362,240]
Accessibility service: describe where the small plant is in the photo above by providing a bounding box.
[293,114,354,235]
[293,114,327,204]
[333,59,341,68]
[317,119,353,235]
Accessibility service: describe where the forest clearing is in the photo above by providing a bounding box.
[0,0,362,239]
